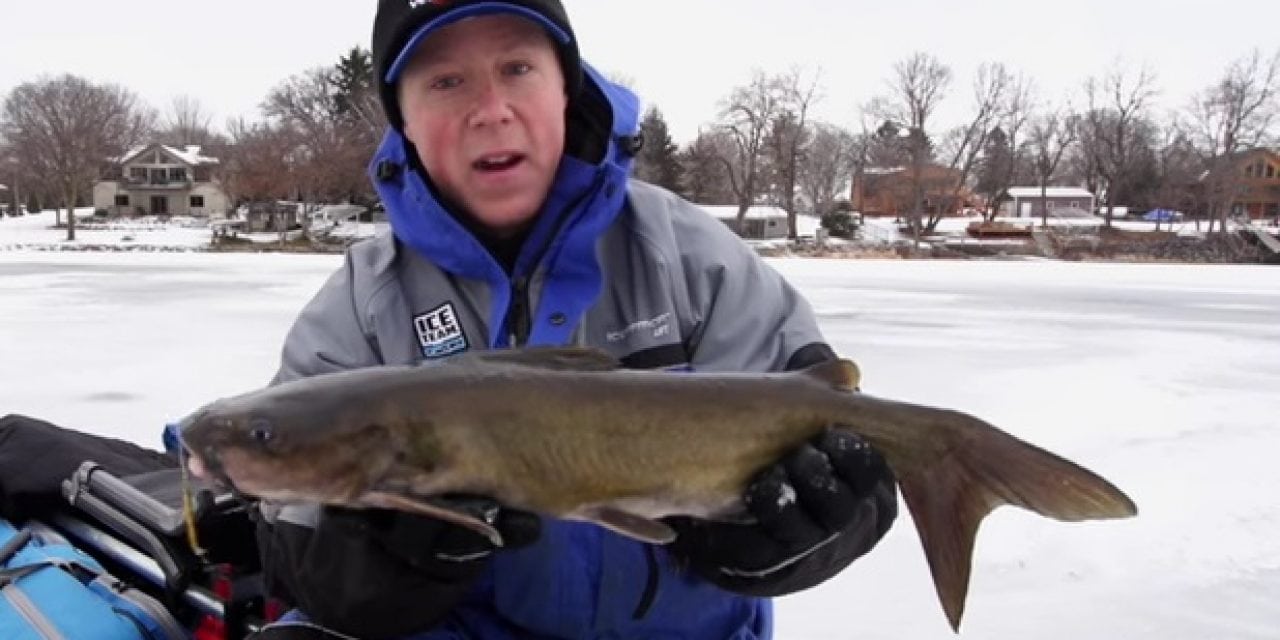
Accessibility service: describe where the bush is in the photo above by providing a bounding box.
[821,211,856,238]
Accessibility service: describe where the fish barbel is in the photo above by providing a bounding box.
[180,346,1137,631]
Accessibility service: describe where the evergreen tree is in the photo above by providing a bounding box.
[975,126,1013,201]
[679,131,735,205]
[331,46,375,123]
[633,106,684,195]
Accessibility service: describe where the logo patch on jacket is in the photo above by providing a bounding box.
[414,303,468,359]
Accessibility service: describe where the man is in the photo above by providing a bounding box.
[249,1,897,637]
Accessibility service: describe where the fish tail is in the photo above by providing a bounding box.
[886,408,1137,631]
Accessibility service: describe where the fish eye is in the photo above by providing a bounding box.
[247,418,274,446]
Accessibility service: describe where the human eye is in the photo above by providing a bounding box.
[503,60,533,77]
[430,74,464,91]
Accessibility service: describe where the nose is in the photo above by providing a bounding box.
[467,77,514,129]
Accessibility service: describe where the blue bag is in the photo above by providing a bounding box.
[0,519,188,640]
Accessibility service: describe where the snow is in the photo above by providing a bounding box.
[0,209,213,250]
[119,143,219,166]
[1,234,1278,638]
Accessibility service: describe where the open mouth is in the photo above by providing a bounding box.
[473,153,526,173]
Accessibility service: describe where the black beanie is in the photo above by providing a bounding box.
[371,0,583,131]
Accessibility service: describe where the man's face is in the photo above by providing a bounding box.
[397,14,568,238]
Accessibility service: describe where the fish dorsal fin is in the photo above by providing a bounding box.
[802,358,861,392]
[450,347,622,372]
[570,505,677,544]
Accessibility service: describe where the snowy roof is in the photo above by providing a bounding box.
[700,204,789,220]
[1005,186,1094,199]
[118,143,219,166]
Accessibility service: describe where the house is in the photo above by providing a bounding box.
[93,144,229,217]
[850,164,974,218]
[699,204,790,239]
[998,187,1096,218]
[1203,148,1280,221]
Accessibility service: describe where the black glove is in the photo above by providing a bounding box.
[257,498,540,639]
[666,428,897,597]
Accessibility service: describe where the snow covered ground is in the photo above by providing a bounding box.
[0,234,1277,637]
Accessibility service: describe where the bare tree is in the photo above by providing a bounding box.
[1025,109,1079,226]
[774,67,823,237]
[162,95,217,146]
[798,122,858,217]
[932,62,1019,229]
[716,71,786,232]
[1151,118,1202,231]
[869,52,952,242]
[1186,48,1280,231]
[976,81,1035,221]
[1,74,153,240]
[264,68,372,205]
[1082,64,1160,227]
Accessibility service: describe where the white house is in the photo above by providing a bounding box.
[93,143,229,217]
[999,187,1096,218]
[699,204,791,239]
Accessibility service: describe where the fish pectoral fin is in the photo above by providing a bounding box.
[802,358,860,392]
[571,506,677,545]
[447,346,622,372]
[361,491,505,547]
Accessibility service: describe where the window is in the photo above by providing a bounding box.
[189,195,204,208]
[1267,164,1276,179]
[114,195,129,206]
[169,168,188,182]
[1047,201,1057,209]
[129,167,147,181]
[150,168,167,184]
[1070,201,1079,208]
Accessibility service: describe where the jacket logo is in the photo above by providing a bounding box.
[606,312,672,343]
[414,303,468,359]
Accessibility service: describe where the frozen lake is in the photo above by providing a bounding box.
[1,251,1277,638]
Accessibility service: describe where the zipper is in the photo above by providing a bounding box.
[501,169,608,348]
[3,582,65,639]
[507,276,532,347]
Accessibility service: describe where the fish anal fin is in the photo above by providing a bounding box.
[449,346,621,372]
[571,505,677,544]
[362,491,504,547]
[802,358,861,392]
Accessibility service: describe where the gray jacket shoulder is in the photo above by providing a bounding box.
[612,180,827,372]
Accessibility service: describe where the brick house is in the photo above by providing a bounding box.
[850,164,973,218]
[93,144,229,217]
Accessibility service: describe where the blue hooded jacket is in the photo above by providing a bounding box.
[272,64,773,639]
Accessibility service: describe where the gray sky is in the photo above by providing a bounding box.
[1,0,1276,144]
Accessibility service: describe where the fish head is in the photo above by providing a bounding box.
[179,381,408,505]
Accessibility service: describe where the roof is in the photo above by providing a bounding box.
[1005,186,1094,199]
[700,204,789,220]
[117,143,220,166]
[0,184,7,191]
